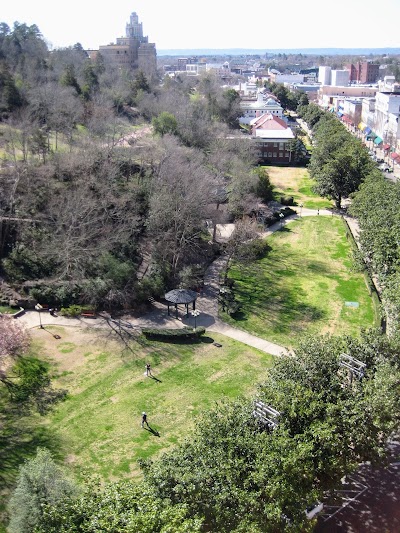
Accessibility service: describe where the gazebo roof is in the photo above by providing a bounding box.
[164,289,198,304]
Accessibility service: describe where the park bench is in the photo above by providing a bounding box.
[81,310,96,318]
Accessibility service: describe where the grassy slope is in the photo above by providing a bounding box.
[42,328,273,482]
[223,217,377,348]
[266,165,333,210]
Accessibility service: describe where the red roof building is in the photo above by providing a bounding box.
[251,114,296,164]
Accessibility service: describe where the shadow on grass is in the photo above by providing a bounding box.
[307,261,331,275]
[200,336,215,344]
[143,425,160,437]
[229,311,247,322]
[0,400,62,527]
[230,281,327,337]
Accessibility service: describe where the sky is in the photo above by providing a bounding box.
[1,0,400,52]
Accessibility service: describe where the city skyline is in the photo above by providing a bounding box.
[1,0,400,52]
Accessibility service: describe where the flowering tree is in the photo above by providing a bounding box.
[0,317,65,413]
[0,316,30,359]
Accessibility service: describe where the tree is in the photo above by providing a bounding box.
[8,448,76,533]
[60,64,81,95]
[36,477,202,532]
[0,316,30,359]
[0,317,66,412]
[308,118,373,208]
[139,330,400,532]
[254,166,274,203]
[131,70,150,97]
[147,136,214,274]
[81,61,99,101]
[349,173,400,331]
[152,111,178,136]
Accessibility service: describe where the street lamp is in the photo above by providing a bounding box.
[299,203,303,217]
[191,309,200,330]
[35,303,44,329]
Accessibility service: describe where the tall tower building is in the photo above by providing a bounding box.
[126,12,143,40]
[99,11,156,76]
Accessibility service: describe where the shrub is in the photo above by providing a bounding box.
[59,305,93,317]
[142,327,206,341]
[280,195,294,206]
[29,284,79,307]
[237,239,270,261]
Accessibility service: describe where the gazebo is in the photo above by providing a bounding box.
[164,289,198,318]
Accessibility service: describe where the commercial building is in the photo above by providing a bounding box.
[99,12,156,76]
[318,85,378,108]
[331,70,350,87]
[345,62,380,83]
[239,91,284,125]
[374,91,400,148]
[318,66,332,85]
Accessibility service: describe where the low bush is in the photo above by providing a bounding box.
[59,305,93,318]
[280,195,294,206]
[142,327,206,341]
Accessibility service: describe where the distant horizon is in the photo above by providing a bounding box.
[156,47,400,57]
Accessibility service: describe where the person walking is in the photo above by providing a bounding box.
[141,412,149,428]
[145,363,151,376]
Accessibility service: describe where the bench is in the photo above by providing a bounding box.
[81,311,96,318]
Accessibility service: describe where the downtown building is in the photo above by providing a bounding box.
[98,12,157,77]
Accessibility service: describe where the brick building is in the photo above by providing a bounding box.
[98,12,156,77]
[345,62,380,84]
[251,114,295,164]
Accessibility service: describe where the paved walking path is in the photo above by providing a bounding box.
[18,207,361,358]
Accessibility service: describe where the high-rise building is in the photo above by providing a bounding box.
[99,12,157,76]
[331,70,350,86]
[318,66,331,85]
[344,62,380,84]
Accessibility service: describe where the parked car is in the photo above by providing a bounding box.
[379,163,393,173]
[376,157,384,164]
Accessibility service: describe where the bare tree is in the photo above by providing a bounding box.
[147,136,215,273]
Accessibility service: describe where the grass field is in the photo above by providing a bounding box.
[0,306,15,314]
[38,326,272,482]
[0,326,272,527]
[266,165,333,209]
[223,217,378,348]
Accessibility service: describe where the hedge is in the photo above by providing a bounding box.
[142,327,206,341]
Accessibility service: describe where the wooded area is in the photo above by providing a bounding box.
[0,22,270,312]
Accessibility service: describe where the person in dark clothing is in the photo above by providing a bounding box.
[146,363,151,376]
[141,412,149,428]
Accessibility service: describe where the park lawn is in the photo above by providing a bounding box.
[223,217,378,348]
[0,306,15,314]
[35,326,273,483]
[266,165,332,210]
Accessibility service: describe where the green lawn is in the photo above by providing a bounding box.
[0,306,15,314]
[223,217,378,348]
[0,326,272,527]
[42,328,273,482]
[266,165,333,209]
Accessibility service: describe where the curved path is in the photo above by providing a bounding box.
[18,207,359,358]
